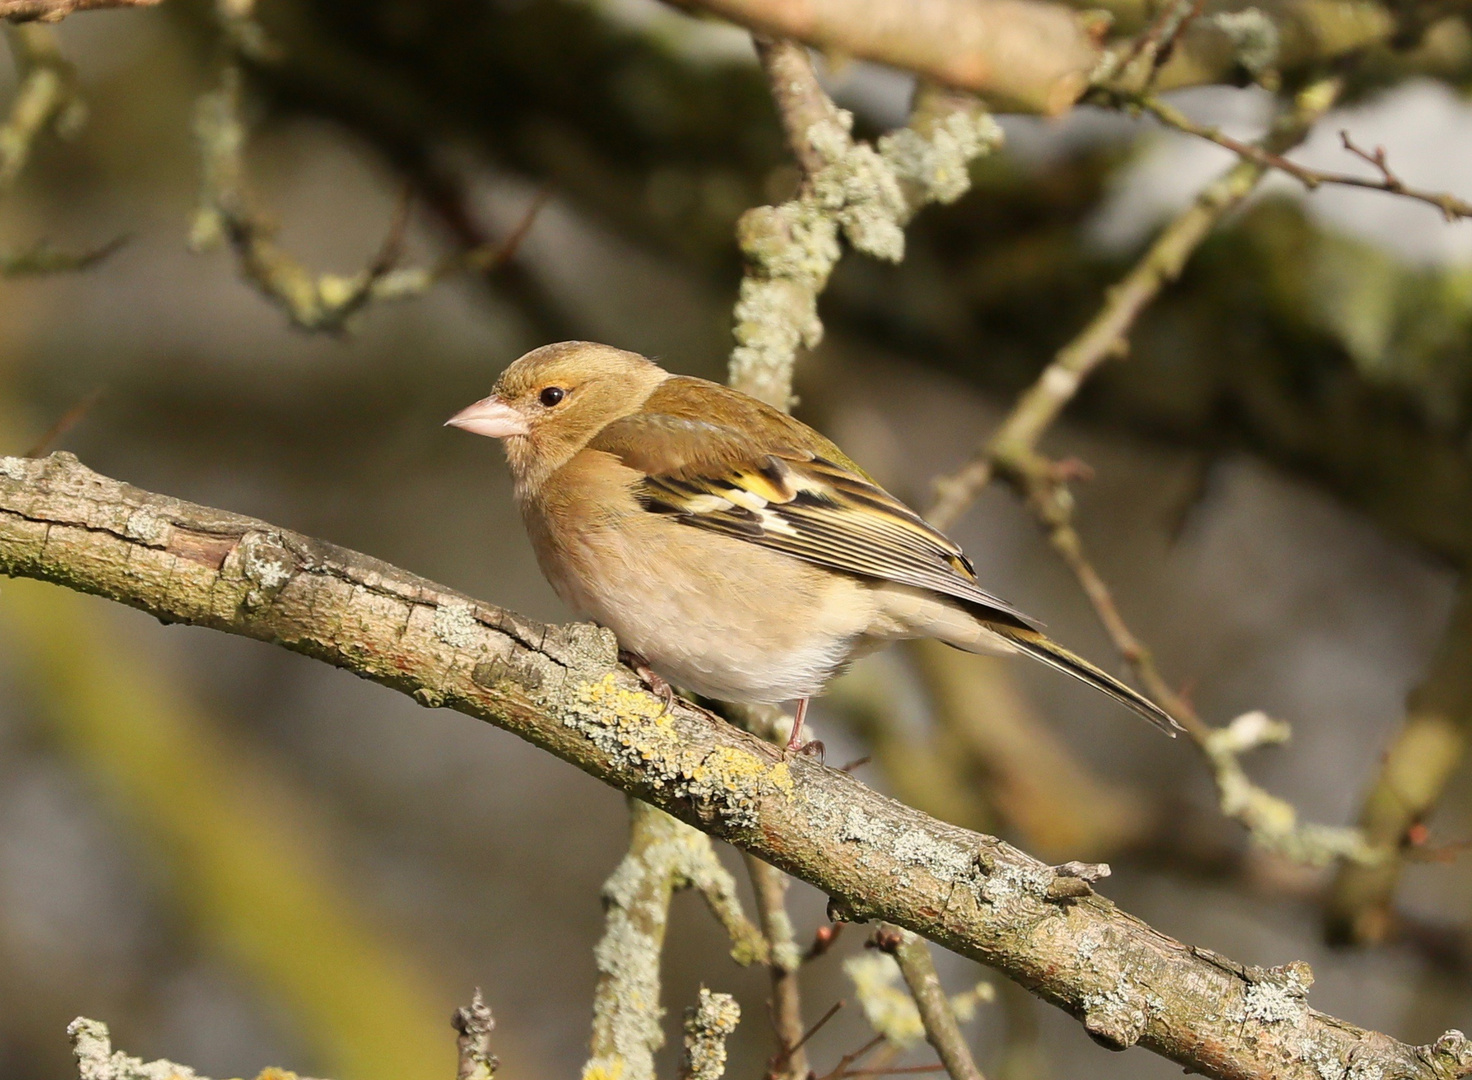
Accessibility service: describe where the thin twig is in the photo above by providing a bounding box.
[189,5,546,332]
[814,1034,887,1080]
[22,387,103,458]
[877,927,987,1080]
[0,25,125,274]
[1140,95,1472,221]
[748,854,811,1080]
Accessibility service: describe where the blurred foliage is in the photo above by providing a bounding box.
[220,0,1472,561]
[0,578,456,1080]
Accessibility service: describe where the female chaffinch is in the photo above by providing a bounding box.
[448,341,1178,749]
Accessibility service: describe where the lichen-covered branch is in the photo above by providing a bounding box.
[1327,586,1472,944]
[877,927,988,1080]
[69,1016,321,1080]
[730,40,1001,407]
[586,799,764,1080]
[453,991,498,1080]
[3,452,1469,1080]
[680,988,741,1080]
[927,76,1342,532]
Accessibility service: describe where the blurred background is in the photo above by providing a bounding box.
[1,1,1471,1078]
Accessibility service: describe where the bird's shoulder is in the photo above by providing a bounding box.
[585,376,869,478]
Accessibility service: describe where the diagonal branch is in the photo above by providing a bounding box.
[877,927,987,1080]
[2,451,1468,1080]
[927,75,1342,532]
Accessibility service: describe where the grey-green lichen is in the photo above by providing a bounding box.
[433,602,481,650]
[1205,711,1382,866]
[1080,968,1166,1049]
[729,93,1001,408]
[1,455,28,480]
[680,988,740,1080]
[68,1017,319,1080]
[1209,8,1281,79]
[585,802,763,1080]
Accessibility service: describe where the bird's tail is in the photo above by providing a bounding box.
[990,624,1182,736]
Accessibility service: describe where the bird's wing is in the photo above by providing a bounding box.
[588,401,1040,631]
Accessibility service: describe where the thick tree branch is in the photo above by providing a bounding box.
[2,451,1469,1080]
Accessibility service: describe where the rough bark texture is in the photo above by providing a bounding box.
[2,451,1469,1080]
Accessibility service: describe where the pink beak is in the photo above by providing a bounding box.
[445,395,530,439]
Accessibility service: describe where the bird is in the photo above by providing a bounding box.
[446,340,1180,750]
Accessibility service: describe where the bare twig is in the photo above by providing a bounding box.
[877,927,987,1080]
[927,76,1343,531]
[0,25,124,274]
[3,452,1469,1080]
[22,387,103,458]
[680,989,742,1080]
[452,990,498,1080]
[1,0,159,20]
[1140,95,1472,221]
[748,854,810,1080]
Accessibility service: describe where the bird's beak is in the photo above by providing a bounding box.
[445,395,530,439]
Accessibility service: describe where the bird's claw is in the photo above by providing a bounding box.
[620,649,675,715]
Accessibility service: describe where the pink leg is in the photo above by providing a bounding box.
[785,697,810,752]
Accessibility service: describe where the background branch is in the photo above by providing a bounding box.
[3,452,1467,1080]
[1327,586,1472,943]
[585,798,762,1080]
[878,927,987,1080]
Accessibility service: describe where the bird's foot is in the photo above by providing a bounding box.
[619,649,675,715]
[782,698,820,759]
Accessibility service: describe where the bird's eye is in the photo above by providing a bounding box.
[539,386,566,407]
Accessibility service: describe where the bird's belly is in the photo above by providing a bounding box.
[536,516,872,703]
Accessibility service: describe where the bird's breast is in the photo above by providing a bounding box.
[520,452,878,703]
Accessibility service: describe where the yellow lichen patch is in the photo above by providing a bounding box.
[767,760,794,794]
[253,1069,302,1080]
[692,745,770,792]
[578,673,672,726]
[582,1058,626,1080]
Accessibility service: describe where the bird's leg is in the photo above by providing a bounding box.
[619,649,675,714]
[785,697,810,752]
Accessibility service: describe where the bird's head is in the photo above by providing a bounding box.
[447,341,668,490]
